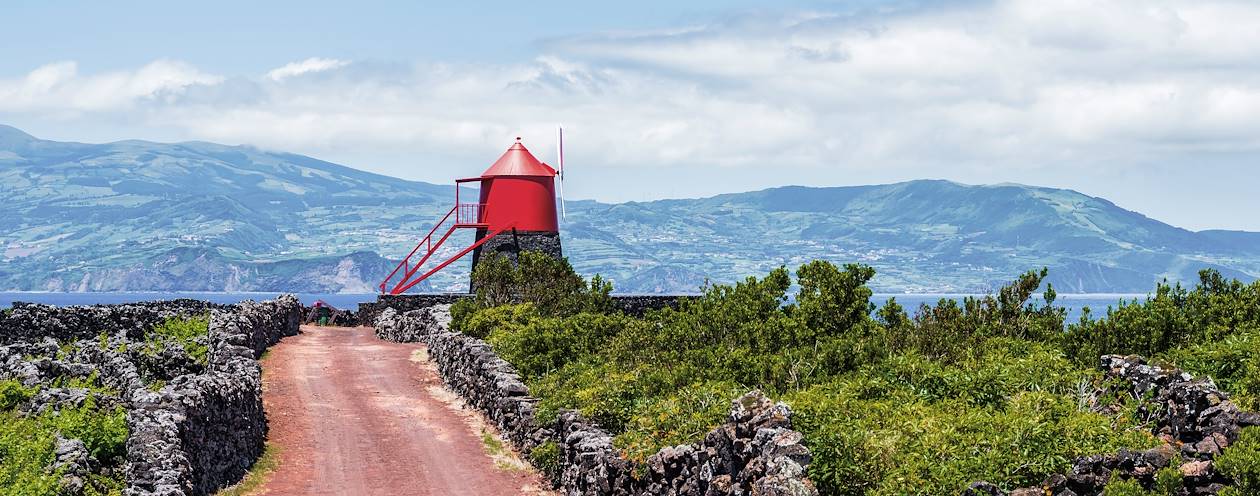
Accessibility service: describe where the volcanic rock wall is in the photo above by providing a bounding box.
[374,307,817,496]
[0,299,225,344]
[967,355,1260,496]
[127,296,301,495]
[357,293,470,325]
[0,296,300,496]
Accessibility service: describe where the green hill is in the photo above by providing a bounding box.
[1,125,1256,293]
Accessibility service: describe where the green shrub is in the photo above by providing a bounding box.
[890,268,1065,363]
[1101,466,1183,496]
[44,394,128,464]
[1063,270,1260,366]
[488,311,641,380]
[145,315,210,365]
[1103,477,1148,496]
[1218,428,1260,494]
[787,387,1156,495]
[0,413,60,495]
[615,380,744,462]
[459,303,537,340]
[1162,329,1260,410]
[532,358,646,432]
[0,392,127,495]
[529,441,560,479]
[0,380,35,411]
[1152,464,1184,495]
[466,251,613,319]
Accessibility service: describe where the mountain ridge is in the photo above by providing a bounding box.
[1,125,1256,293]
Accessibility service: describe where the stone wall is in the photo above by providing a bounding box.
[0,299,226,344]
[375,306,817,496]
[126,296,301,496]
[966,355,1260,496]
[356,293,470,326]
[373,305,451,342]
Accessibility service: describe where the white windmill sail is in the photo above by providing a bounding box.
[557,124,567,220]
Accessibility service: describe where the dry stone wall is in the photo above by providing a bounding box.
[0,296,300,496]
[126,296,301,496]
[375,306,817,496]
[0,299,225,344]
[357,293,470,326]
[966,355,1260,496]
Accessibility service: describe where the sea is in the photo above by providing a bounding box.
[0,292,1148,323]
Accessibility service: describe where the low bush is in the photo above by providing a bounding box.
[454,251,612,333]
[487,310,642,380]
[0,390,127,496]
[455,257,1260,494]
[0,413,60,495]
[1161,330,1260,410]
[144,314,210,365]
[615,380,745,462]
[529,441,561,481]
[1063,270,1260,366]
[1218,428,1260,495]
[0,380,35,411]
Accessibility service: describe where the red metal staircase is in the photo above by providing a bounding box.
[378,202,514,295]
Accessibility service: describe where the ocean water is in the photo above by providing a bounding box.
[870,293,1147,323]
[1,292,1147,323]
[0,292,379,311]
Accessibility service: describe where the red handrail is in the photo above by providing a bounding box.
[379,206,456,293]
[378,203,492,294]
[389,223,514,294]
[456,203,486,224]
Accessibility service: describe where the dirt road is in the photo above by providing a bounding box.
[254,325,550,495]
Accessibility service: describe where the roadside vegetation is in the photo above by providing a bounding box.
[143,314,211,366]
[2,314,210,495]
[452,252,1260,495]
[0,379,127,496]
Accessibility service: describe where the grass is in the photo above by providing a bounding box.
[480,429,532,472]
[481,430,506,457]
[214,442,281,496]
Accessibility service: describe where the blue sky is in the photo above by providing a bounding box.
[3,0,1259,231]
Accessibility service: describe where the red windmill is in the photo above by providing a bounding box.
[380,135,565,294]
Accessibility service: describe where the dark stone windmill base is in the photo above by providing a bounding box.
[469,229,563,292]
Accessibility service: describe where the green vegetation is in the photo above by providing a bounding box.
[455,252,1260,494]
[529,440,561,480]
[0,379,127,496]
[451,251,612,334]
[1218,428,1260,495]
[1063,270,1260,410]
[143,314,211,365]
[215,443,282,496]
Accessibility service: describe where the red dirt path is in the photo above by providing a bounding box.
[254,325,550,495]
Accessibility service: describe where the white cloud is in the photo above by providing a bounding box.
[265,57,349,81]
[0,59,222,113]
[2,0,1259,229]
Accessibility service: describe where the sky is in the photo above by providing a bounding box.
[2,0,1258,231]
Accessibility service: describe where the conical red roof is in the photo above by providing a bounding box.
[481,138,557,177]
